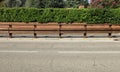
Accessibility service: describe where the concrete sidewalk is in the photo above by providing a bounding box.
[0,38,120,72]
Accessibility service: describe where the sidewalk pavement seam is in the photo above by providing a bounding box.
[0,38,120,42]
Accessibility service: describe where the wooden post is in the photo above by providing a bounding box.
[84,25,87,38]
[108,25,112,38]
[34,25,37,38]
[9,24,12,38]
[59,23,62,38]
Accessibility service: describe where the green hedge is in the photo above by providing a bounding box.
[0,8,120,24]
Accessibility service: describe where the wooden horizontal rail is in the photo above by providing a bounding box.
[0,24,120,38]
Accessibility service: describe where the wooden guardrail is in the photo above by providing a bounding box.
[0,23,120,38]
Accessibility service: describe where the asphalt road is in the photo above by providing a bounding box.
[0,39,120,72]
